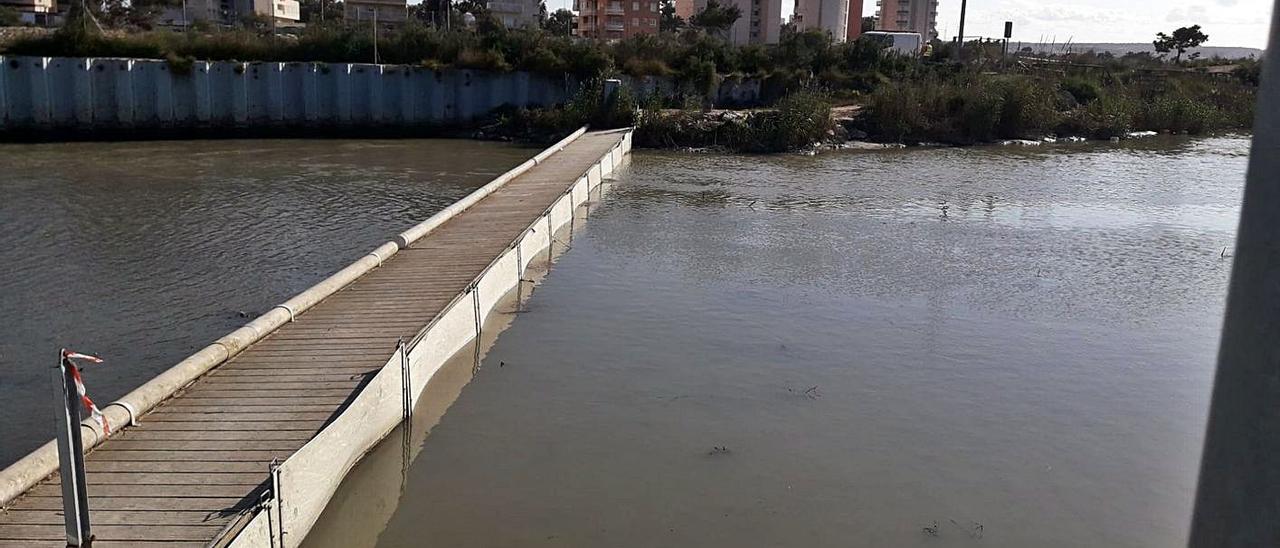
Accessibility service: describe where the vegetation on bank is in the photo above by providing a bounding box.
[860,71,1255,144]
[0,12,1260,152]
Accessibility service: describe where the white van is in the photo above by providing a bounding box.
[861,31,925,56]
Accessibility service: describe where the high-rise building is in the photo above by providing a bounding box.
[573,0,660,40]
[793,0,848,42]
[845,0,863,41]
[875,0,937,40]
[731,0,781,44]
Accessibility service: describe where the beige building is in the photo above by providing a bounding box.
[0,0,57,24]
[793,0,848,42]
[675,0,780,45]
[155,0,299,27]
[345,0,407,24]
[875,0,937,40]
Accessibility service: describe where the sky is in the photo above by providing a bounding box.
[542,0,1274,48]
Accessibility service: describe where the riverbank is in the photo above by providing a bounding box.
[623,67,1255,152]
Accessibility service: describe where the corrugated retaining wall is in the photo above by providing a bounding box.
[0,56,575,136]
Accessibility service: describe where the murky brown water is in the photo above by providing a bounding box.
[306,136,1245,548]
[0,139,532,465]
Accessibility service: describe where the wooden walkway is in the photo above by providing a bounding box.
[0,129,626,547]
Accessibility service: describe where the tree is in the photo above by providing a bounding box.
[659,0,682,33]
[543,7,573,36]
[301,0,345,23]
[860,16,874,33]
[0,5,21,25]
[688,0,740,38]
[1154,25,1209,63]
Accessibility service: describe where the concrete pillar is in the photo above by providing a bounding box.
[368,65,384,125]
[0,56,6,129]
[193,61,211,124]
[1191,2,1280,545]
[428,70,447,122]
[230,62,248,126]
[69,58,91,128]
[514,72,530,108]
[281,63,305,124]
[244,62,272,124]
[454,70,473,122]
[29,57,51,128]
[3,56,37,128]
[393,66,413,124]
[407,67,428,124]
[89,59,116,126]
[304,63,322,124]
[379,65,404,125]
[130,60,168,128]
[116,59,135,128]
[336,64,352,124]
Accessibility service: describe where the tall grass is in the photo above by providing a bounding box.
[2,22,613,77]
[635,91,832,152]
[863,72,1253,144]
[491,79,637,143]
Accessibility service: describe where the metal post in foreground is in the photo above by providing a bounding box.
[53,350,92,547]
[1189,2,1280,545]
[372,8,380,65]
[956,0,968,61]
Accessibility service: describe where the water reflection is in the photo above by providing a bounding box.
[309,136,1244,548]
[0,139,532,465]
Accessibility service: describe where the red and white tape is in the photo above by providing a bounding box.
[62,350,108,435]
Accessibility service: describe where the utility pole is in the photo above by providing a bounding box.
[372,7,379,64]
[956,0,968,61]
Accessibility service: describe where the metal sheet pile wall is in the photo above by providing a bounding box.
[0,56,573,135]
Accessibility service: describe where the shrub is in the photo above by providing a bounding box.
[1060,77,1101,105]
[1139,93,1215,133]
[1058,95,1137,139]
[734,91,832,152]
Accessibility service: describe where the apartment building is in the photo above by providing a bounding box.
[155,0,300,28]
[0,0,56,24]
[488,0,542,28]
[732,0,781,44]
[573,0,660,40]
[875,0,937,40]
[674,0,779,44]
[793,0,848,42]
[345,0,407,25]
[844,0,863,41]
[674,0,699,20]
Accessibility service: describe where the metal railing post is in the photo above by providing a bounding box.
[53,349,92,546]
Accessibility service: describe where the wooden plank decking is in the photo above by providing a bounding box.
[0,129,626,547]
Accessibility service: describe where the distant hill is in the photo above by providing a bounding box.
[1013,42,1262,60]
